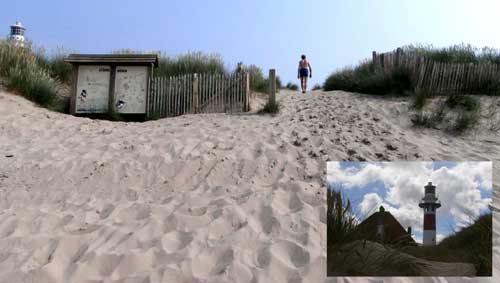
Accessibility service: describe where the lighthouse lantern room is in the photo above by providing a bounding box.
[8,21,27,47]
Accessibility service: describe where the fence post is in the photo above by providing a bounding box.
[245,72,250,111]
[372,51,378,71]
[380,54,385,72]
[193,73,199,113]
[396,48,402,67]
[269,69,276,106]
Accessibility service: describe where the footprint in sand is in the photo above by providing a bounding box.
[161,230,193,253]
[64,222,100,235]
[177,206,207,217]
[97,203,115,220]
[191,246,234,279]
[0,217,17,238]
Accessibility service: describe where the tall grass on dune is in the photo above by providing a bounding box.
[327,185,358,248]
[324,44,500,95]
[324,61,413,95]
[112,49,276,93]
[0,41,61,109]
[285,82,299,91]
[402,43,500,64]
[113,49,227,78]
[242,64,282,93]
[35,46,73,84]
[327,184,359,275]
[411,94,481,134]
[312,84,322,91]
[156,52,226,77]
[244,64,267,93]
[439,213,492,276]
[402,213,492,276]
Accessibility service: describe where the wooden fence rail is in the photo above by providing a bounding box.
[147,72,250,119]
[372,49,500,95]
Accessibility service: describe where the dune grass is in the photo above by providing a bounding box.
[242,64,281,93]
[402,213,492,276]
[258,99,280,115]
[0,41,61,109]
[323,61,413,95]
[312,84,322,91]
[35,47,73,84]
[285,82,299,91]
[327,185,358,248]
[326,185,359,275]
[113,49,227,78]
[324,44,500,96]
[156,52,226,78]
[411,95,481,133]
[113,50,278,93]
[402,43,500,64]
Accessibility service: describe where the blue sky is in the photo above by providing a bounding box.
[3,0,500,87]
[327,162,492,244]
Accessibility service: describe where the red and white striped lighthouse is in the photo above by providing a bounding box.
[418,182,441,246]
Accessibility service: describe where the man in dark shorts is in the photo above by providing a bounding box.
[297,54,312,93]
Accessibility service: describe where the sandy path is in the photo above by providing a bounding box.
[0,89,499,282]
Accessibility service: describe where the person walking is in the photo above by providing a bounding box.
[297,54,312,93]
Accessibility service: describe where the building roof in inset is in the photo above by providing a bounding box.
[357,208,416,245]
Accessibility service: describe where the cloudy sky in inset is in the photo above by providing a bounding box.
[327,162,492,244]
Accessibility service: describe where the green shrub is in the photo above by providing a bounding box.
[323,68,357,92]
[411,111,438,128]
[35,47,73,84]
[325,44,500,96]
[445,95,480,111]
[244,64,267,92]
[258,100,280,114]
[312,84,322,90]
[285,82,299,91]
[324,62,413,95]
[275,76,282,89]
[438,213,492,276]
[451,110,479,133]
[0,42,60,108]
[411,88,432,110]
[411,97,480,134]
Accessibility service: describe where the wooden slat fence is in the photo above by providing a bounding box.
[147,72,250,119]
[372,49,500,95]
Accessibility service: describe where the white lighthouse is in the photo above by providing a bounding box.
[418,182,441,246]
[8,21,28,47]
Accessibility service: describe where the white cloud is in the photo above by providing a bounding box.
[327,161,492,235]
[437,233,446,243]
[386,203,423,233]
[413,234,422,244]
[359,193,382,215]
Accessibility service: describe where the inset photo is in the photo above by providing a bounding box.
[326,161,492,277]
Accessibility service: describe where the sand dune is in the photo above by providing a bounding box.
[0,89,499,282]
[331,240,477,277]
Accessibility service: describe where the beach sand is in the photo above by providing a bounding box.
[0,89,499,282]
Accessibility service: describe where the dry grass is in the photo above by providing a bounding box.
[0,41,62,110]
[410,95,482,134]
